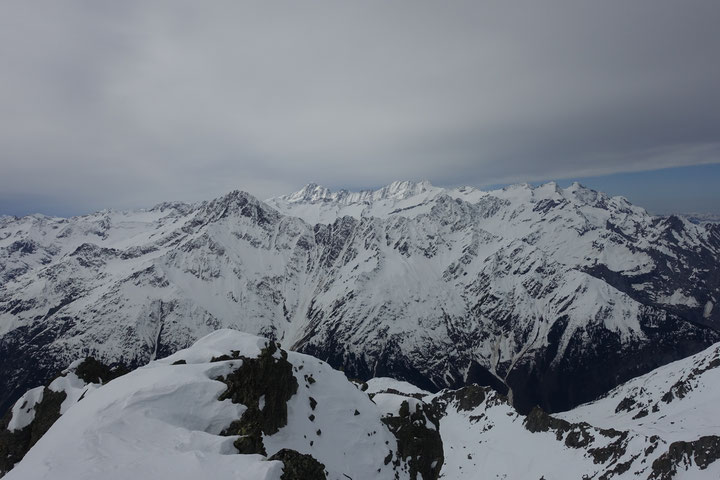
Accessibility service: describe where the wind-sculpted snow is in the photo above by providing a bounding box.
[0,356,127,476]
[3,332,720,479]
[1,181,719,416]
[2,330,422,480]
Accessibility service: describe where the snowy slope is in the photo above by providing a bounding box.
[5,332,719,479]
[369,341,720,479]
[1,182,719,416]
[2,330,418,480]
[557,341,720,444]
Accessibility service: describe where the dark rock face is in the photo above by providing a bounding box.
[7,240,37,256]
[650,436,720,480]
[381,400,444,480]
[465,362,509,396]
[0,388,65,477]
[434,385,489,412]
[0,320,74,417]
[217,342,299,455]
[0,356,128,477]
[269,448,326,480]
[0,319,140,417]
[74,357,129,385]
[506,312,718,414]
[524,406,601,449]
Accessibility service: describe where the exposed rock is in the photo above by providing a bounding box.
[217,342,298,455]
[615,396,636,413]
[0,356,128,477]
[649,435,720,480]
[268,448,326,480]
[382,400,444,480]
[73,357,128,385]
[437,385,488,412]
[0,389,65,477]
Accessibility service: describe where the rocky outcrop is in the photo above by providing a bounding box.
[381,400,444,480]
[0,389,65,477]
[650,436,720,480]
[0,357,127,477]
[269,449,326,480]
[216,342,298,455]
[3,331,720,479]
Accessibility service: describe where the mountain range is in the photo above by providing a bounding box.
[1,180,719,418]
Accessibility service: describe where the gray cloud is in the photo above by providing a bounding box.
[1,0,719,215]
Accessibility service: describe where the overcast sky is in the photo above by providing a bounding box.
[1,0,719,217]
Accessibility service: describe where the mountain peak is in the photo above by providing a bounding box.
[283,183,334,203]
[375,180,434,200]
[283,180,436,204]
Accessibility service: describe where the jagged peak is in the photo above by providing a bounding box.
[197,189,280,225]
[216,189,263,204]
[561,183,638,211]
[373,180,435,200]
[276,180,438,205]
[278,180,616,207]
[283,183,334,203]
[149,201,192,213]
[267,179,664,226]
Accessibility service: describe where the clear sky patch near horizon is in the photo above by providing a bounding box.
[1,1,719,217]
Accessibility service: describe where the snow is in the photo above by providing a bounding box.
[431,341,720,479]
[557,342,720,444]
[7,386,44,431]
[266,180,446,223]
[6,330,720,479]
[159,329,269,365]
[2,179,718,443]
[262,352,401,479]
[658,288,701,308]
[437,393,603,479]
[49,371,101,414]
[5,333,272,480]
[372,392,423,418]
[365,377,431,396]
[704,300,714,319]
[6,359,273,480]
[5,330,408,480]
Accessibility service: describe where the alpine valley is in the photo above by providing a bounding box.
[1,181,719,477]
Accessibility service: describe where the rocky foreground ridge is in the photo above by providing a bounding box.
[2,330,719,479]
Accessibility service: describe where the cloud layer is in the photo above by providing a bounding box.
[1,0,719,214]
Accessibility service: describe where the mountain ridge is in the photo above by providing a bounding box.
[3,329,719,479]
[1,181,718,417]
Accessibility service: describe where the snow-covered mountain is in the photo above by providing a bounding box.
[2,330,719,479]
[1,181,719,416]
[674,213,720,226]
